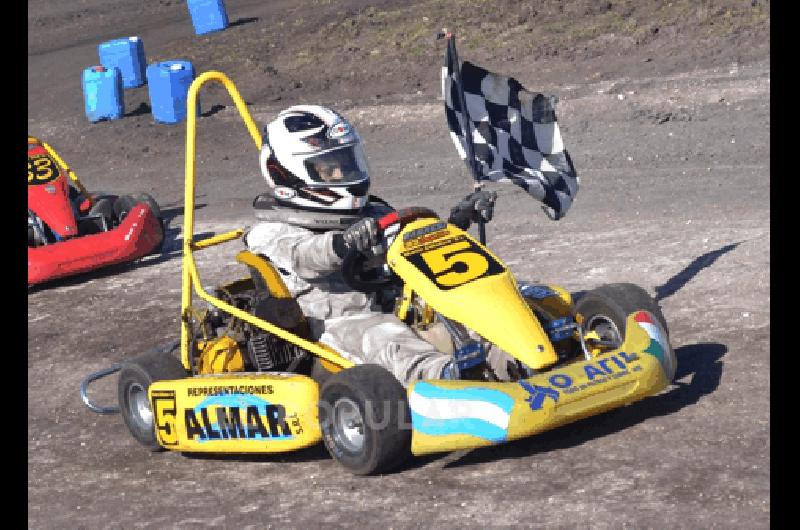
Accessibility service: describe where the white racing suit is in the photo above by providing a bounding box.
[245,219,457,386]
[245,213,515,388]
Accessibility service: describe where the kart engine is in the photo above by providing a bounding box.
[246,295,310,371]
[204,287,310,373]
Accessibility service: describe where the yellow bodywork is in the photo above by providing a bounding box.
[526,284,573,320]
[408,313,669,455]
[235,250,293,299]
[388,218,558,370]
[149,373,321,452]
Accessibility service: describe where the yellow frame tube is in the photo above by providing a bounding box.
[28,135,93,207]
[179,71,354,372]
[190,229,246,250]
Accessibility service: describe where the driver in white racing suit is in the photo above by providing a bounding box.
[244,105,500,387]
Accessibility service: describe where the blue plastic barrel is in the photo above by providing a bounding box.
[187,0,229,35]
[146,61,199,124]
[82,66,124,122]
[98,37,146,88]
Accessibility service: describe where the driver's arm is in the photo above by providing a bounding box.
[245,222,344,280]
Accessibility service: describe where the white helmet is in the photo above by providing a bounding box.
[256,105,370,229]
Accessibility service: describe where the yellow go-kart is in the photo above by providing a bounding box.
[82,72,676,475]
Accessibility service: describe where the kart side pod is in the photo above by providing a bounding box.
[147,372,322,452]
[407,311,674,455]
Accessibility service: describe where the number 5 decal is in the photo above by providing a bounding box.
[406,235,504,290]
[151,390,179,446]
[421,240,489,287]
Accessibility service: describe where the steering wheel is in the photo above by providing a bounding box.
[341,207,439,293]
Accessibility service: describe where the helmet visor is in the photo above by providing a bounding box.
[303,146,369,183]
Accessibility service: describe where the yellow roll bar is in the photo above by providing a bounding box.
[179,71,353,372]
[28,135,93,207]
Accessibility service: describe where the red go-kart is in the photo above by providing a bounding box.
[28,136,165,288]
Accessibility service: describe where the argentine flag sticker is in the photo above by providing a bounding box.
[409,382,515,442]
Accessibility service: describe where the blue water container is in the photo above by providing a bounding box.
[98,37,146,88]
[146,61,199,124]
[82,66,124,122]
[187,0,229,35]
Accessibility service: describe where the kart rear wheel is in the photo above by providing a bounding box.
[319,364,411,475]
[118,351,186,451]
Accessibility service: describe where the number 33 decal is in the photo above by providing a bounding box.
[28,155,61,185]
[406,236,504,290]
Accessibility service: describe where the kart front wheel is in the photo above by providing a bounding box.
[117,350,186,451]
[114,193,162,222]
[87,197,115,232]
[319,364,411,475]
[134,192,162,220]
[574,283,674,377]
[114,193,165,255]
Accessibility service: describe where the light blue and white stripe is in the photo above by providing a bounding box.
[409,382,515,442]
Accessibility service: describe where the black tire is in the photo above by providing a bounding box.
[319,364,411,475]
[113,194,139,223]
[134,192,162,220]
[575,283,668,337]
[114,193,165,256]
[86,197,115,232]
[117,351,186,451]
[574,283,675,380]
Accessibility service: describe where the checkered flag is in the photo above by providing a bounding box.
[442,34,579,220]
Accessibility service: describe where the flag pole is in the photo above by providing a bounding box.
[446,32,486,244]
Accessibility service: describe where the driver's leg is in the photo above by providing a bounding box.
[319,312,451,387]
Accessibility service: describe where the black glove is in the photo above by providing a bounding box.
[341,217,380,253]
[447,189,497,230]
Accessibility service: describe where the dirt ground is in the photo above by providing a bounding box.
[28,1,770,527]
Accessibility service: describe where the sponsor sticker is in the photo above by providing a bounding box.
[274,186,297,200]
[327,121,350,139]
[519,351,642,403]
[185,394,296,442]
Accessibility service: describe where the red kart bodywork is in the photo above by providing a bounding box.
[28,140,164,287]
[28,204,163,286]
[28,144,79,239]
